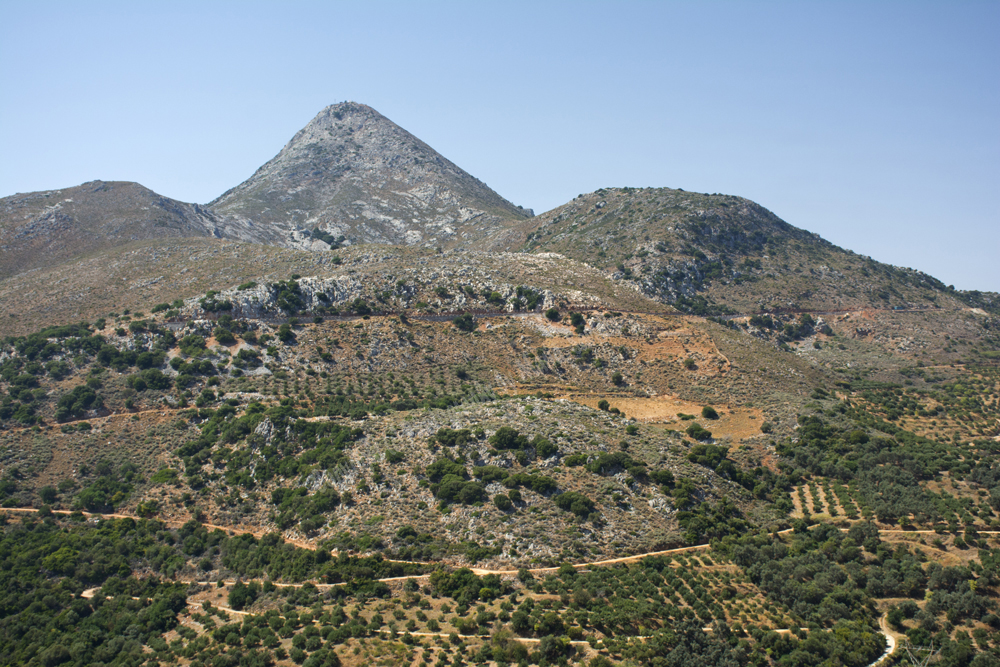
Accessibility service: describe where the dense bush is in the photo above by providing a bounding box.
[452,314,475,332]
[554,491,595,518]
[685,422,713,441]
[74,461,136,512]
[434,427,474,448]
[55,385,102,421]
[127,368,173,392]
[214,327,237,345]
[586,451,645,478]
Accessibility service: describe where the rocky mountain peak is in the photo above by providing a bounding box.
[208,102,531,250]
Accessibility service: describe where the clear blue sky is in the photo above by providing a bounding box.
[2,1,997,291]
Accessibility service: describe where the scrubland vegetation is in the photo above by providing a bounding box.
[0,268,998,667]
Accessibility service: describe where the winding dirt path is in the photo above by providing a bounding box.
[468,542,712,576]
[872,613,898,666]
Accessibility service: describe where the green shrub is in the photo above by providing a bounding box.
[650,469,675,486]
[452,314,476,332]
[128,369,173,392]
[44,360,71,380]
[554,491,595,518]
[74,462,135,512]
[685,423,713,441]
[502,473,557,494]
[214,328,237,345]
[490,426,528,450]
[38,486,58,504]
[473,466,509,483]
[535,438,558,459]
[586,452,645,477]
[150,468,179,484]
[199,291,232,313]
[277,324,295,343]
[435,427,473,448]
[434,476,485,505]
[178,334,207,356]
[349,298,371,316]
[688,443,727,467]
[426,458,466,482]
[55,385,102,421]
[493,495,513,512]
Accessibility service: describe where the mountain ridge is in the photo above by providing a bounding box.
[1,103,995,319]
[511,186,986,315]
[0,180,261,278]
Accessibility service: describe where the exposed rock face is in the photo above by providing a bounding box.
[209,102,532,251]
[0,180,259,278]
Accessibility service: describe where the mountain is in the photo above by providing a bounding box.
[208,101,533,250]
[513,186,972,314]
[0,180,258,278]
[0,102,534,280]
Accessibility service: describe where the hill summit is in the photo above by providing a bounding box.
[208,101,532,250]
[0,180,257,278]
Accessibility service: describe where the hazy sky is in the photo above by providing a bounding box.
[2,1,997,291]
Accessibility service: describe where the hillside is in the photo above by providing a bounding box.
[0,239,668,339]
[0,180,263,278]
[0,287,821,559]
[1,272,999,664]
[516,187,974,316]
[209,102,533,251]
